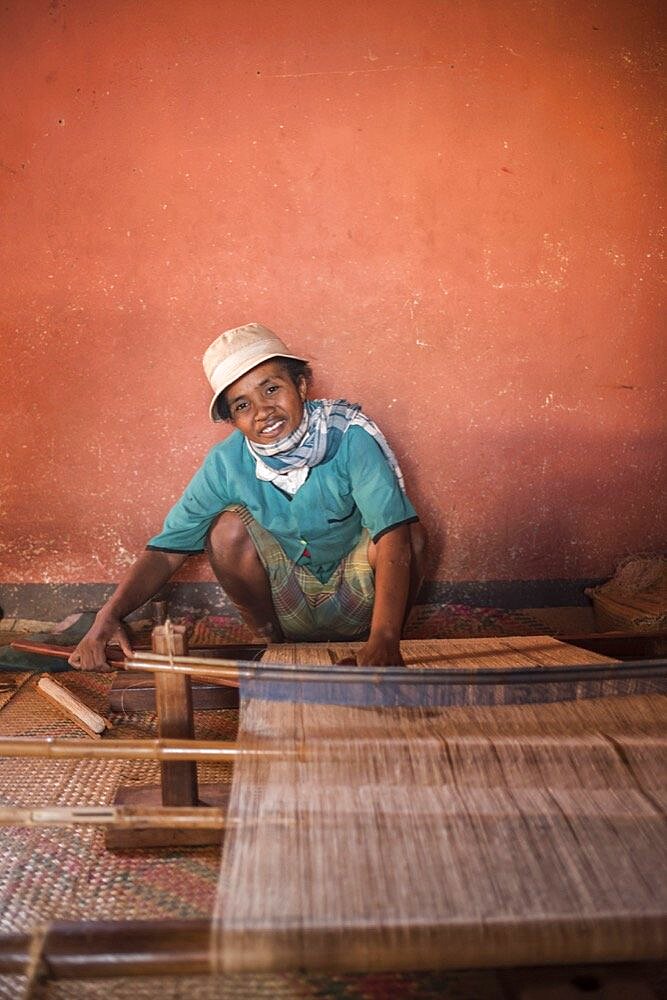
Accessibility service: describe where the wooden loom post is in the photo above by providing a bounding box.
[151,623,198,807]
[106,620,229,850]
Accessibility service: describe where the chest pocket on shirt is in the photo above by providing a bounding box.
[317,479,357,525]
[327,506,356,524]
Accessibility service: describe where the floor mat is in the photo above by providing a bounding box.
[1,605,563,673]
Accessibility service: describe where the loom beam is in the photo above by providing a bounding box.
[0,920,212,978]
[0,917,665,980]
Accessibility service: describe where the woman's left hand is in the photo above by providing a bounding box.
[337,634,405,667]
[336,525,411,668]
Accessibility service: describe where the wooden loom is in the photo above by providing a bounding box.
[0,633,665,982]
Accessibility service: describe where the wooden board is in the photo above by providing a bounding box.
[106,783,229,850]
[109,671,240,713]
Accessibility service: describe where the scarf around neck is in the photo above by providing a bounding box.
[247,399,406,496]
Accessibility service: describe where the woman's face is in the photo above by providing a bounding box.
[225,359,307,446]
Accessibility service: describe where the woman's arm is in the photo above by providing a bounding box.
[68,549,189,671]
[354,524,411,667]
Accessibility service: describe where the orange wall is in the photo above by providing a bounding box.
[1,0,665,588]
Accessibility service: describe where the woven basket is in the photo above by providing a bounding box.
[585,556,667,632]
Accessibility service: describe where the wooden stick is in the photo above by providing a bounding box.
[10,640,124,662]
[151,621,199,806]
[126,650,667,685]
[9,639,261,660]
[14,641,666,686]
[4,731,659,764]
[127,652,240,686]
[0,920,212,978]
[0,736,298,761]
[36,675,112,739]
[0,913,665,979]
[0,805,227,829]
[0,806,303,831]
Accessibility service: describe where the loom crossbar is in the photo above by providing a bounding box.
[0,914,665,980]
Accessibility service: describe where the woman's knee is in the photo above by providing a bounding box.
[206,509,254,561]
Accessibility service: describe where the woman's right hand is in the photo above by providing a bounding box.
[68,616,134,672]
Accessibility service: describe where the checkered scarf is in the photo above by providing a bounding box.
[247,399,406,493]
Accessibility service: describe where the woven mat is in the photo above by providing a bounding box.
[404,604,548,639]
[6,963,664,1000]
[0,674,228,923]
[187,607,550,642]
[26,968,509,1000]
[0,607,553,675]
[0,675,214,997]
[0,672,31,712]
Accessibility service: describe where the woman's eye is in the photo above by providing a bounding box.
[266,384,279,394]
[233,401,248,413]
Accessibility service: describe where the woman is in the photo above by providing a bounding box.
[70,323,427,669]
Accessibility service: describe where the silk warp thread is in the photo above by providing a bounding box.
[211,640,667,973]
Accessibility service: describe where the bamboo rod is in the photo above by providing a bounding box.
[127,655,240,685]
[9,640,264,660]
[10,640,125,662]
[0,737,298,761]
[1,732,661,766]
[0,914,665,980]
[126,651,667,686]
[0,920,212,978]
[0,806,306,832]
[0,805,227,829]
[0,796,646,830]
[10,640,667,686]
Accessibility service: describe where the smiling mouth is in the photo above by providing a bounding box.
[259,419,286,437]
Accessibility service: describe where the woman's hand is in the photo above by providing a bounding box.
[336,525,411,667]
[67,549,188,671]
[68,616,134,672]
[337,633,405,667]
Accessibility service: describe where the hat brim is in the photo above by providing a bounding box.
[209,351,308,422]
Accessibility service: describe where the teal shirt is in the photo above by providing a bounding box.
[147,425,418,583]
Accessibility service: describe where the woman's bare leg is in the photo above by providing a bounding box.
[205,510,284,642]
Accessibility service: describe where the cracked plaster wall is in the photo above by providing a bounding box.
[0,0,664,593]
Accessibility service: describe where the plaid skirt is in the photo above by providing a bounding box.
[226,504,375,641]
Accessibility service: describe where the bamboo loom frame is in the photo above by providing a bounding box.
[1,644,665,982]
[0,804,227,829]
[11,638,667,687]
[0,913,665,980]
[0,920,212,978]
[0,736,299,760]
[125,650,666,686]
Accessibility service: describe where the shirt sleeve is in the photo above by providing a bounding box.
[345,426,418,542]
[146,447,230,553]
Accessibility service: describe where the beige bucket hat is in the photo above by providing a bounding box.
[203,322,308,422]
